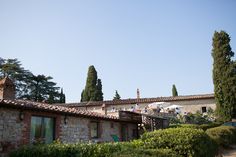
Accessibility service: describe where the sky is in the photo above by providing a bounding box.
[1,0,236,103]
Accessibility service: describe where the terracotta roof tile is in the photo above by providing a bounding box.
[0,99,121,121]
[60,93,214,107]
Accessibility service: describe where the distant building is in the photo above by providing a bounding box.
[60,89,215,116]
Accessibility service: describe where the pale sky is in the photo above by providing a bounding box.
[1,0,236,102]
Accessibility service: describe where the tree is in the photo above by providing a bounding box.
[0,58,33,98]
[95,79,103,101]
[27,75,60,102]
[59,88,66,103]
[172,84,178,97]
[0,58,65,103]
[212,31,236,121]
[113,90,121,100]
[81,65,104,102]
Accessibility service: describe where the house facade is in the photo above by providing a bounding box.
[0,77,138,156]
[62,91,215,116]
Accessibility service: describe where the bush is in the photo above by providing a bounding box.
[112,148,181,157]
[11,127,221,157]
[141,128,218,157]
[206,126,236,147]
[10,142,127,157]
[169,122,222,131]
[198,122,222,131]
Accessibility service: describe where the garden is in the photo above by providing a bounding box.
[10,122,236,157]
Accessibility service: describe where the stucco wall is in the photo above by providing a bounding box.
[84,98,216,115]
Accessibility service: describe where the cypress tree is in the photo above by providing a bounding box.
[172,84,178,97]
[212,31,236,121]
[95,79,103,101]
[113,90,121,100]
[59,88,66,103]
[81,65,103,102]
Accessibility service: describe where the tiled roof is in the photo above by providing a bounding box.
[0,99,125,121]
[60,93,215,107]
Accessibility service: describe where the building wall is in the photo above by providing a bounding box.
[82,98,216,115]
[59,115,137,143]
[169,99,216,113]
[0,107,137,156]
[0,109,24,156]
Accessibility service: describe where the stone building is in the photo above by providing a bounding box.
[62,89,215,116]
[0,77,138,156]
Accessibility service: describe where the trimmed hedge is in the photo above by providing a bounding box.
[10,142,179,157]
[169,122,222,131]
[11,127,220,157]
[141,128,218,157]
[206,126,236,147]
[10,142,128,157]
[112,148,181,157]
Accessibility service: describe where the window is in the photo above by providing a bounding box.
[90,122,99,138]
[202,107,207,113]
[30,116,55,144]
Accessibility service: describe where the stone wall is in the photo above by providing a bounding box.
[60,116,90,143]
[0,109,24,156]
[59,115,137,143]
[100,121,121,142]
[0,107,138,156]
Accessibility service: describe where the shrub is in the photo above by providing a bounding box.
[10,142,143,157]
[141,128,218,157]
[198,122,222,131]
[169,122,222,131]
[112,148,181,157]
[206,126,236,147]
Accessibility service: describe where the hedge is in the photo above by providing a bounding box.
[10,142,179,157]
[141,128,218,157]
[10,142,128,157]
[112,148,181,157]
[10,127,220,157]
[206,126,236,147]
[169,122,222,131]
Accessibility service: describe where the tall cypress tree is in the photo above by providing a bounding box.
[212,31,236,121]
[113,90,121,100]
[95,79,103,101]
[172,84,178,97]
[59,88,66,103]
[81,65,103,102]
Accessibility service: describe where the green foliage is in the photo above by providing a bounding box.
[10,142,180,157]
[212,31,236,121]
[141,128,218,157]
[95,79,103,101]
[112,148,180,157]
[59,88,66,103]
[81,65,103,102]
[11,127,222,157]
[0,58,33,98]
[206,126,236,147]
[113,90,121,100]
[182,113,211,124]
[169,122,222,131]
[172,84,178,96]
[0,58,65,103]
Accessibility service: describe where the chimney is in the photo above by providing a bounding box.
[137,88,140,99]
[0,77,15,100]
